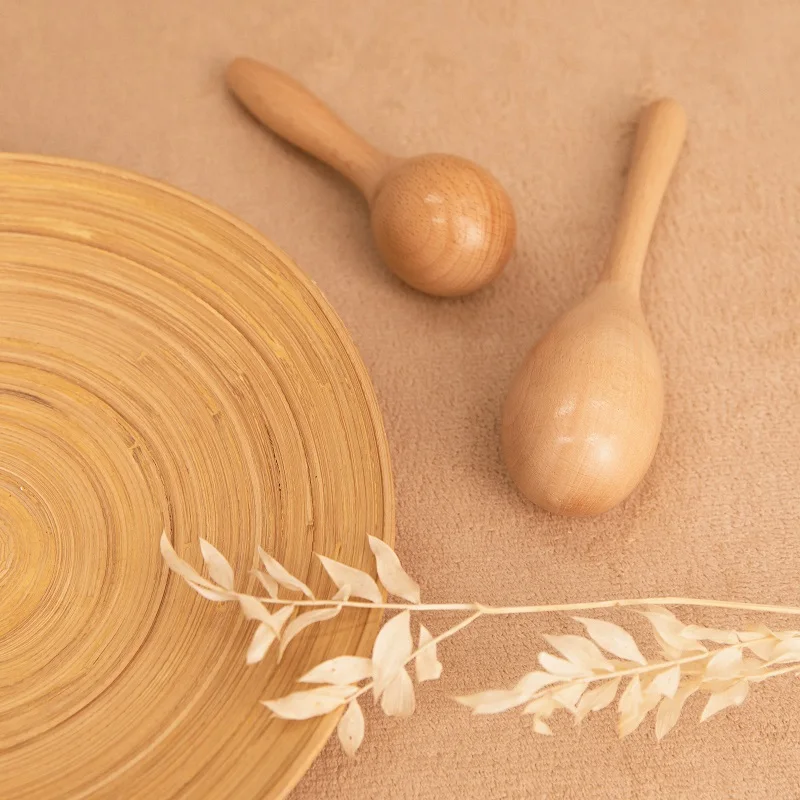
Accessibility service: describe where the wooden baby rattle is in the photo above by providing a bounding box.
[226,57,516,297]
[501,98,687,516]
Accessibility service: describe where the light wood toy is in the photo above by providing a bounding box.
[226,57,516,297]
[501,99,687,516]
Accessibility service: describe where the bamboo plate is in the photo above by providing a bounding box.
[0,153,394,799]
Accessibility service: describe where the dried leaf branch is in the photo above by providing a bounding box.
[160,533,800,756]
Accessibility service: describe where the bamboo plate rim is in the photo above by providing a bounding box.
[0,152,395,799]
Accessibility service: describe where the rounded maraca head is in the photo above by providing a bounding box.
[368,154,516,297]
[501,284,664,516]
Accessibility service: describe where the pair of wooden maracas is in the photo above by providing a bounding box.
[226,58,687,516]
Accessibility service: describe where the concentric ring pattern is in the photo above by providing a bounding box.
[0,154,394,799]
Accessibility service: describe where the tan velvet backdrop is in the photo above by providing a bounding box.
[5,1,800,797]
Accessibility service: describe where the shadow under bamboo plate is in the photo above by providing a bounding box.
[0,153,394,799]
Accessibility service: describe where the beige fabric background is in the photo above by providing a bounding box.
[5,1,800,797]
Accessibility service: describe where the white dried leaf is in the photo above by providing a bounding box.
[279,604,342,660]
[705,646,743,679]
[552,682,586,713]
[543,635,613,672]
[252,569,279,598]
[332,585,352,601]
[238,593,273,623]
[618,675,643,719]
[300,656,372,685]
[682,625,738,645]
[258,546,314,598]
[652,631,688,661]
[247,623,276,665]
[523,695,558,717]
[741,625,798,659]
[700,680,749,722]
[532,717,553,735]
[368,535,421,603]
[703,677,740,694]
[741,656,769,676]
[576,677,621,721]
[380,667,416,717]
[275,604,295,624]
[160,532,217,590]
[456,689,528,715]
[655,682,698,739]
[642,605,685,626]
[199,538,235,590]
[513,671,561,696]
[651,665,681,698]
[269,604,294,631]
[188,582,234,602]
[372,610,413,698]
[769,638,800,664]
[736,628,770,642]
[416,625,443,683]
[619,684,661,738]
[263,685,356,720]
[372,611,414,702]
[745,638,776,661]
[246,606,295,665]
[739,624,797,642]
[317,554,382,604]
[539,652,590,677]
[574,617,647,666]
[639,607,705,655]
[337,699,365,756]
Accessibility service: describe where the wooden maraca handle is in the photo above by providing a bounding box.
[604,98,687,290]
[226,57,395,199]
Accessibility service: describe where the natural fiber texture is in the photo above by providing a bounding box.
[0,155,393,798]
[3,0,800,798]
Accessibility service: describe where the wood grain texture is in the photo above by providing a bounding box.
[224,58,394,200]
[502,100,686,516]
[0,153,394,799]
[369,153,516,297]
[226,57,516,297]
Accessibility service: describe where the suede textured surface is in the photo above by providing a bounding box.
[4,1,800,797]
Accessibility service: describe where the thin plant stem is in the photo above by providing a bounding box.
[748,662,800,682]
[350,610,483,703]
[253,595,800,617]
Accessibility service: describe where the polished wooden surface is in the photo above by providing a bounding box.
[0,154,394,798]
[502,99,686,516]
[226,57,516,297]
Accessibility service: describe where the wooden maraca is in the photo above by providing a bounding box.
[502,98,687,516]
[226,57,516,297]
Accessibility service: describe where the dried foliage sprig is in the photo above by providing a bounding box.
[161,533,800,755]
